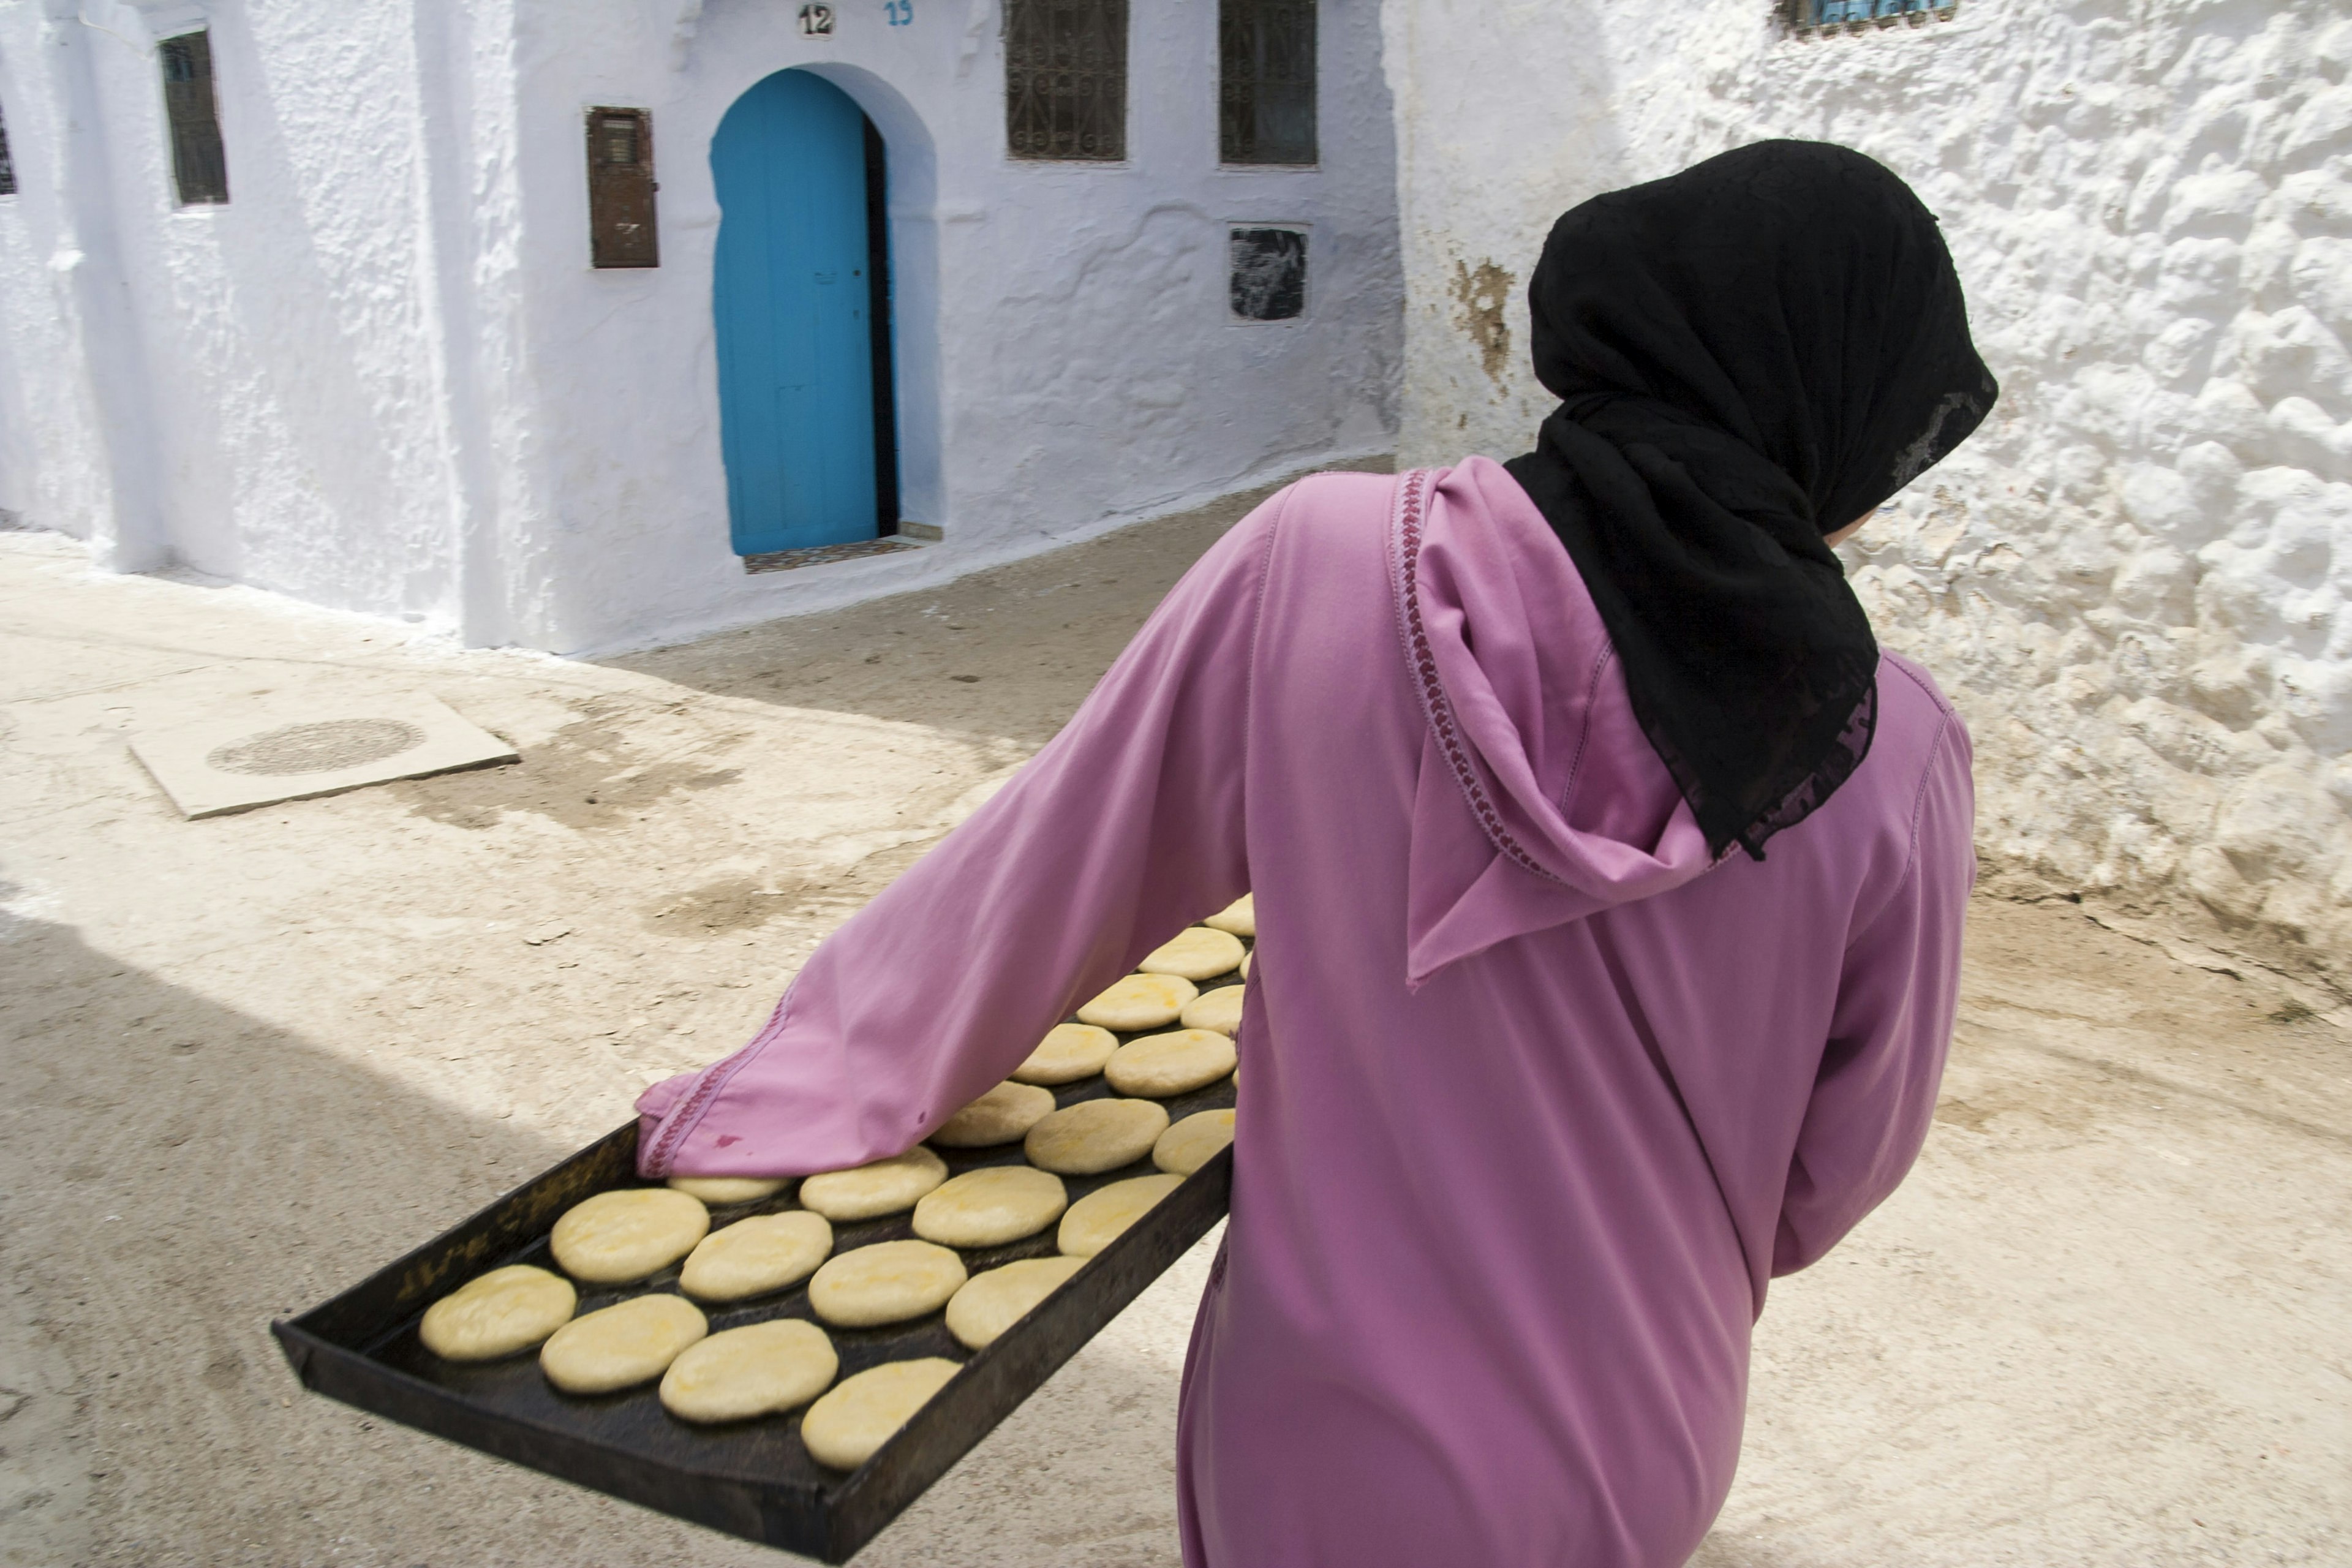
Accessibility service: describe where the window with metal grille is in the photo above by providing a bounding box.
[159,32,228,205]
[1220,0,1316,166]
[1005,0,1128,162]
[1793,0,1954,27]
[586,107,659,268]
[1231,226,1306,321]
[0,97,17,198]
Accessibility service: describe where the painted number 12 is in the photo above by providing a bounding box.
[885,0,913,23]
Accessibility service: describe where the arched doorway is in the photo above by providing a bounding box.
[711,70,898,557]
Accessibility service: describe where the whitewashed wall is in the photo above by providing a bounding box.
[0,0,518,618]
[507,0,1401,651]
[1382,0,2352,984]
[0,7,122,558]
[0,0,1401,653]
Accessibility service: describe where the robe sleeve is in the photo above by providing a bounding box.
[633,489,1280,1179]
[1771,712,1975,1276]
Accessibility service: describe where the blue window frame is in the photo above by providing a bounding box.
[1807,0,1942,21]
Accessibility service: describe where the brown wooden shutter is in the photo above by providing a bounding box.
[159,32,228,205]
[586,107,658,269]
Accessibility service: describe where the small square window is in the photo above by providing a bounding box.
[0,98,17,197]
[1231,227,1306,321]
[1221,0,1316,166]
[1006,0,1129,161]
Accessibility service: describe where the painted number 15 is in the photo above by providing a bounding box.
[885,0,913,23]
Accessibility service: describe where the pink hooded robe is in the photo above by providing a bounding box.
[636,461,1975,1566]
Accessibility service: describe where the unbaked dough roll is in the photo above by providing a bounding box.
[798,1146,948,1223]
[1106,1030,1237,1098]
[929,1080,1056,1147]
[550,1188,711,1284]
[679,1210,834,1303]
[419,1265,576,1361]
[1075,974,1196,1031]
[540,1292,707,1395]
[1011,1023,1118,1085]
[800,1359,961,1471]
[1153,1109,1235,1176]
[945,1256,1088,1351]
[1178,984,1245,1036]
[667,1175,789,1207]
[660,1318,837,1424]
[807,1239,967,1327]
[1202,894,1255,938]
[1058,1174,1184,1257]
[1137,927,1246,981]
[1023,1097,1169,1175]
[911,1165,1068,1248]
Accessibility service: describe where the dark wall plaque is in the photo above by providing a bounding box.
[587,107,658,269]
[1230,226,1306,321]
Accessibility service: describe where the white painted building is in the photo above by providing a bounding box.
[7,0,2348,979]
[1380,0,2352,982]
[0,0,1400,650]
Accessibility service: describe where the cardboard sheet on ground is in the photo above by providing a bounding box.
[130,695,517,818]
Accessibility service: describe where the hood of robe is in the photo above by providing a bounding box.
[1397,459,1722,987]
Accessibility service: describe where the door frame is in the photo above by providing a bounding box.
[708,64,940,552]
[862,116,899,536]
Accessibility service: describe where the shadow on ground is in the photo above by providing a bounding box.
[0,885,1202,1567]
[0,890,777,1566]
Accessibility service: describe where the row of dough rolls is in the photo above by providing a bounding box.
[417,894,1254,1472]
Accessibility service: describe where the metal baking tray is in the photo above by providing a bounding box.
[271,976,1242,1563]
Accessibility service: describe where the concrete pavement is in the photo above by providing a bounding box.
[1,486,2345,1566]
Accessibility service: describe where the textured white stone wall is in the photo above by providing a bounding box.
[0,11,114,555]
[0,0,1401,654]
[1382,0,2352,983]
[0,0,514,611]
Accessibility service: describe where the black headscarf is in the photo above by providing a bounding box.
[1503,140,1997,860]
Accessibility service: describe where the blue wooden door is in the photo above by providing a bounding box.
[711,71,880,556]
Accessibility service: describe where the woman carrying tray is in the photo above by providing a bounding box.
[638,140,1996,1567]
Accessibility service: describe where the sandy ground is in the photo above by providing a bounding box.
[1,477,2346,1567]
